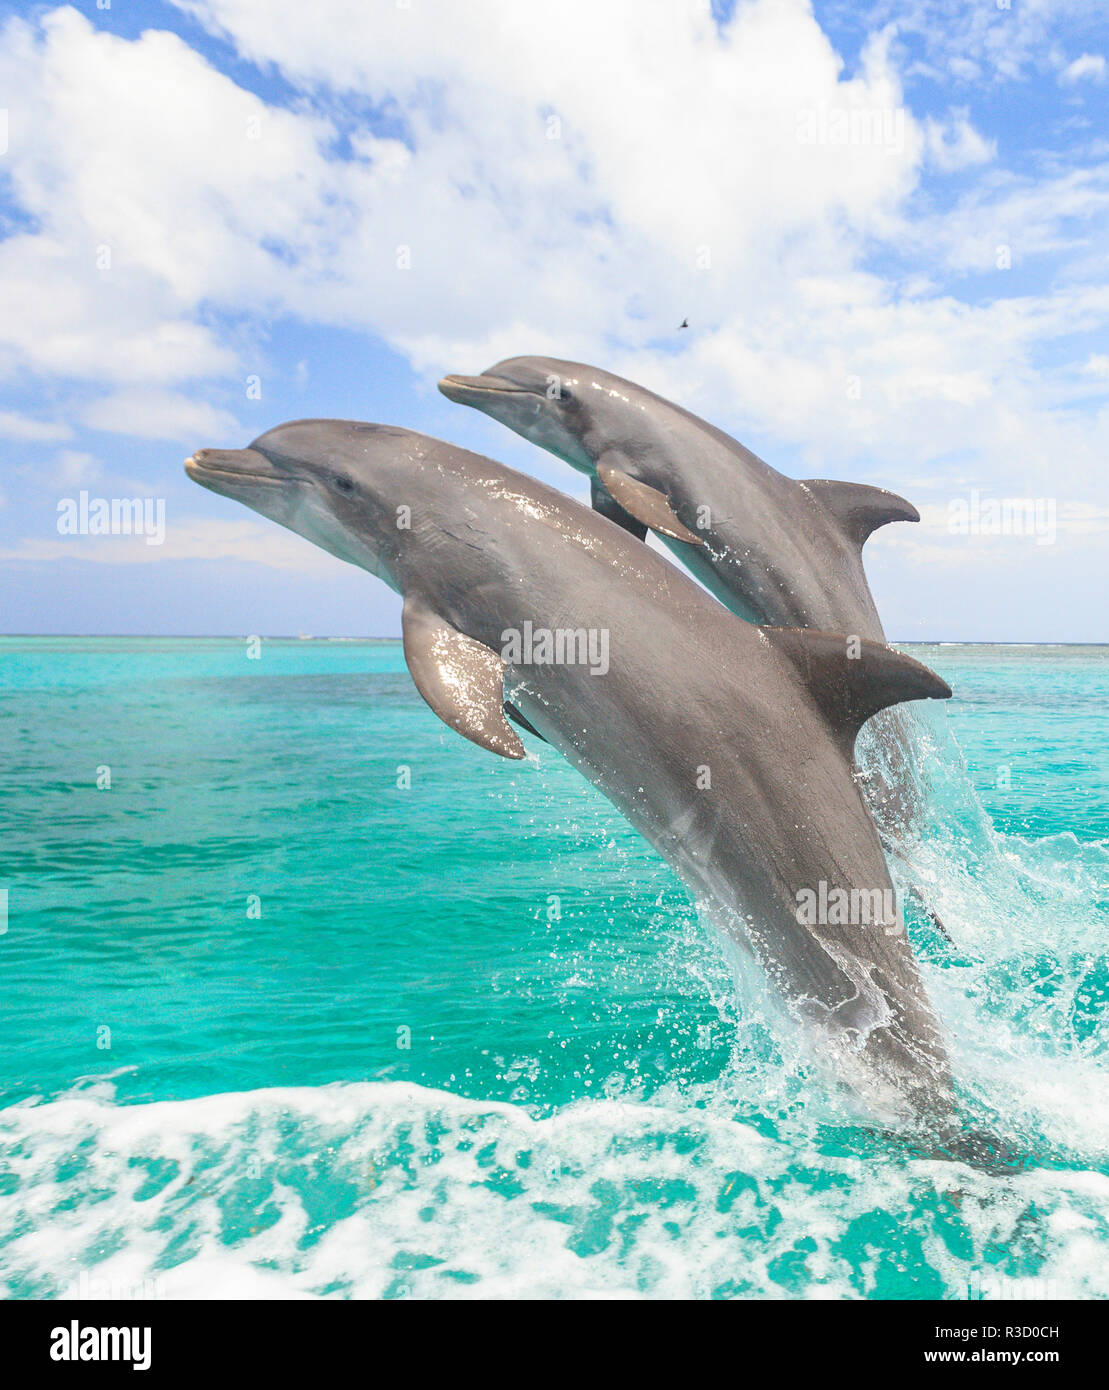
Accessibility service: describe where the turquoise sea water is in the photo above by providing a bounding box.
[0,637,1106,1299]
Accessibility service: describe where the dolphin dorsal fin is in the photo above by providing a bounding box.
[402,595,526,759]
[800,480,919,549]
[763,627,951,752]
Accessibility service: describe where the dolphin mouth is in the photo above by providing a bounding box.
[185,448,288,488]
[438,373,534,404]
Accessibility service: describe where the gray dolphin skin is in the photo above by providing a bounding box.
[438,356,914,639]
[186,420,956,1129]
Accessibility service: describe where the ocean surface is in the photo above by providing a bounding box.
[0,636,1106,1300]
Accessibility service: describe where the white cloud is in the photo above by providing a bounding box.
[51,449,101,489]
[0,7,334,384]
[0,410,72,441]
[1060,52,1106,84]
[0,232,238,386]
[924,111,996,172]
[0,3,930,380]
[872,0,1106,85]
[907,165,1109,273]
[82,390,241,442]
[0,515,349,571]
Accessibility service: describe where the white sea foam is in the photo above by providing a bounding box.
[2,1064,1108,1301]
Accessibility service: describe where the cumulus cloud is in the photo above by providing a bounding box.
[0,4,928,375]
[0,6,337,384]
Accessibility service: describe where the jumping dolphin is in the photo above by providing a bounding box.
[438,357,910,639]
[185,421,954,1128]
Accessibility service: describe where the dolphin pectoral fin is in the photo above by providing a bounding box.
[401,595,526,760]
[764,628,951,753]
[595,460,704,546]
[800,480,920,550]
[505,702,549,744]
[590,475,648,542]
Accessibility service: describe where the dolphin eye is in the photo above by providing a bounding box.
[332,474,354,494]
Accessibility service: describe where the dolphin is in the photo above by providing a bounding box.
[438,357,912,639]
[185,420,955,1128]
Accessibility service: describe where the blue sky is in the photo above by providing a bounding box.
[0,0,1106,639]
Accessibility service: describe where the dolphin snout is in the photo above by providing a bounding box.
[184,447,274,483]
[186,447,261,476]
[438,373,527,404]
